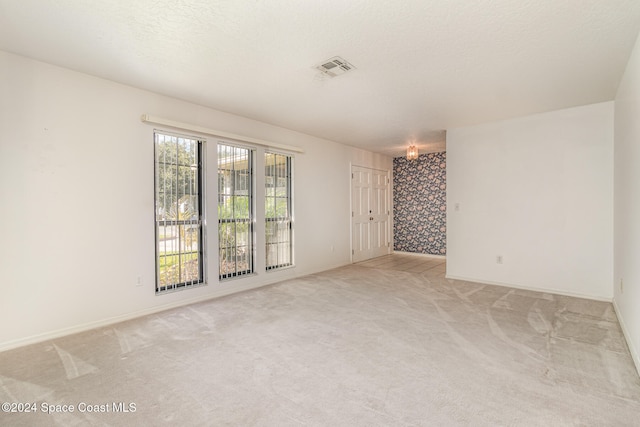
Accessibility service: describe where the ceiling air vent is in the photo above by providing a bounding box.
[315,56,356,78]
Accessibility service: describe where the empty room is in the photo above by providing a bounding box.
[1,1,640,425]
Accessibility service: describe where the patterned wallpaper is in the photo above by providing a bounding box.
[393,152,446,255]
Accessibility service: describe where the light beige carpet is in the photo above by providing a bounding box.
[1,263,639,426]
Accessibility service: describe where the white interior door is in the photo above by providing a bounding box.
[351,166,390,262]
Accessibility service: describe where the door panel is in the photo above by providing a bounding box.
[371,169,389,258]
[352,166,390,262]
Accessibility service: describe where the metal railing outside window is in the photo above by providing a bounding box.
[218,144,254,279]
[265,152,293,270]
[154,132,204,293]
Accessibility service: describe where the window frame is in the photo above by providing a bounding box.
[265,151,294,271]
[217,143,255,280]
[154,131,205,293]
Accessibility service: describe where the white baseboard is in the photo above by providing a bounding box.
[0,262,350,353]
[393,251,446,260]
[612,298,640,377]
[444,274,612,302]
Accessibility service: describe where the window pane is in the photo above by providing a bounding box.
[218,143,254,279]
[265,197,275,218]
[275,198,288,217]
[265,152,293,270]
[155,132,204,293]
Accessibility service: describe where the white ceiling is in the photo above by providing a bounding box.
[1,1,639,157]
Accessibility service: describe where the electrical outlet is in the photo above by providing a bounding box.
[620,278,624,294]
[136,276,143,287]
[496,255,503,264]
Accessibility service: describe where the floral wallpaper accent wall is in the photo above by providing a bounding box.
[393,151,446,255]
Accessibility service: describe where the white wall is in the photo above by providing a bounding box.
[0,51,392,350]
[614,31,640,374]
[447,102,614,300]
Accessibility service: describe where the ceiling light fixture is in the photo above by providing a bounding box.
[407,145,418,160]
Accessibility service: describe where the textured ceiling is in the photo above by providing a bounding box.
[1,0,639,157]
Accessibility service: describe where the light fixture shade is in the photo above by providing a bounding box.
[407,145,418,160]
